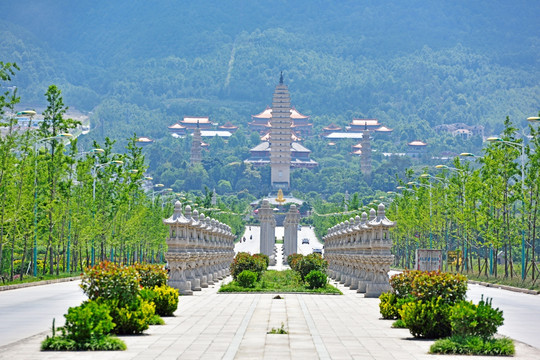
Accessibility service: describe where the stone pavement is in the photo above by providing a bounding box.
[1,278,539,360]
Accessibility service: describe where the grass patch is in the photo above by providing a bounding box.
[219,270,342,294]
[391,319,407,328]
[466,273,540,292]
[267,323,288,334]
[1,272,79,287]
[430,335,515,356]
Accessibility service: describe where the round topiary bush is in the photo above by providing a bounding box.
[305,270,327,289]
[237,270,258,288]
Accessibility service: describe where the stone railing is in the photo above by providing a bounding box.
[164,201,235,295]
[323,203,395,297]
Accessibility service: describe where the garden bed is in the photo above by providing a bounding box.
[218,270,342,294]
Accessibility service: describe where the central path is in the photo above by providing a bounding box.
[3,278,540,359]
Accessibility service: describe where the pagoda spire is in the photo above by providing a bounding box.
[270,73,291,190]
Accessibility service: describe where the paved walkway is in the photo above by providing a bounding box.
[1,278,540,360]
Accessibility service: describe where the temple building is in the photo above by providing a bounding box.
[169,116,216,136]
[321,119,392,139]
[321,123,342,136]
[245,74,317,190]
[246,140,317,169]
[348,119,381,132]
[407,140,428,158]
[249,107,313,136]
[136,136,154,147]
[218,121,238,133]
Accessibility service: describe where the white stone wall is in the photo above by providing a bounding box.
[164,201,235,295]
[323,204,395,298]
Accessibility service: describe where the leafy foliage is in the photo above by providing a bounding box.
[399,297,452,339]
[81,262,140,305]
[410,271,467,304]
[103,297,156,335]
[140,285,179,317]
[230,252,267,281]
[41,301,126,351]
[61,301,115,343]
[450,297,504,339]
[430,336,514,356]
[133,263,168,288]
[305,270,327,289]
[236,270,257,288]
[219,269,341,294]
[295,253,328,281]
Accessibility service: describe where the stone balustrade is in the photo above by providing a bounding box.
[164,201,235,295]
[323,203,395,297]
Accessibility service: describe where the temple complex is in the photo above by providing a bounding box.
[245,74,317,189]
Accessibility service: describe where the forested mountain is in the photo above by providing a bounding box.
[2,0,539,196]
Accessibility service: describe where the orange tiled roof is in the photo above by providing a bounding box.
[219,121,238,129]
[252,107,309,119]
[323,123,342,130]
[408,140,427,146]
[137,137,153,143]
[375,125,393,132]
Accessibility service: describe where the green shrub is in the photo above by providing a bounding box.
[81,262,140,305]
[41,301,126,351]
[379,291,416,320]
[41,334,127,351]
[287,253,304,272]
[140,285,179,316]
[230,252,266,280]
[237,270,258,288]
[411,271,467,304]
[104,297,156,335]
[147,314,165,325]
[450,296,503,339]
[389,270,423,298]
[399,297,451,338]
[153,285,179,316]
[62,301,115,342]
[305,270,327,289]
[296,253,328,281]
[391,319,407,328]
[253,253,269,268]
[379,292,398,319]
[133,263,168,288]
[430,335,515,356]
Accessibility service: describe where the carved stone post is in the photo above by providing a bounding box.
[365,204,395,297]
[163,201,193,295]
[259,200,276,262]
[283,205,300,263]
